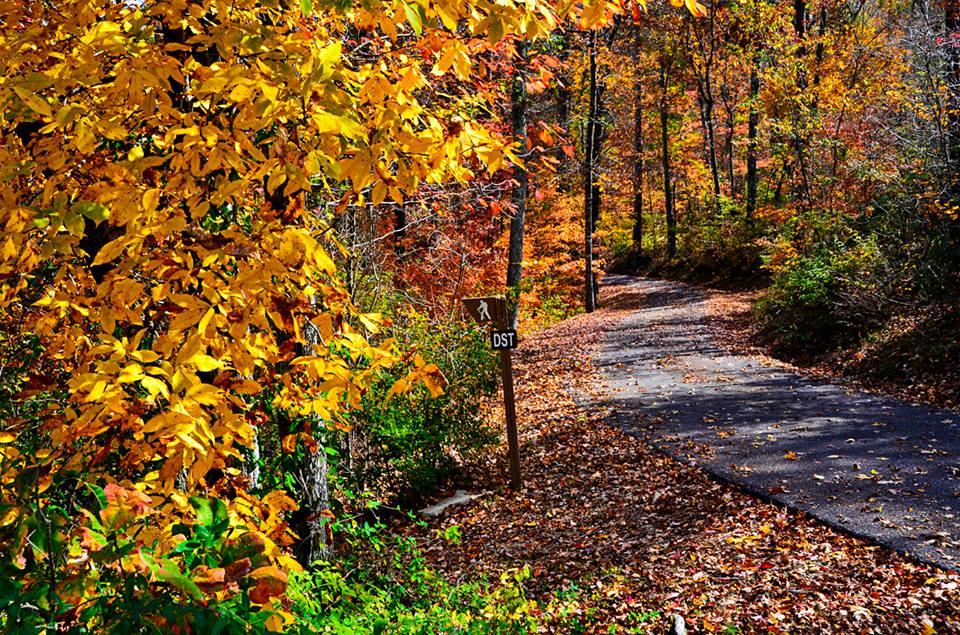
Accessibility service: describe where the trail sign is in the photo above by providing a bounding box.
[463,296,507,329]
[490,329,518,350]
[461,295,521,490]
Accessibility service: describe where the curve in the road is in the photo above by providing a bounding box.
[595,275,960,570]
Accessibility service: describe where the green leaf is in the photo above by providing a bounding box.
[402,2,423,36]
[300,0,312,15]
[71,201,109,223]
[150,556,204,601]
[189,496,229,535]
[85,483,108,511]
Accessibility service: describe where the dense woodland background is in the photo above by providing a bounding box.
[1,0,959,631]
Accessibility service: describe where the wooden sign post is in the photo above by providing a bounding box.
[462,296,521,490]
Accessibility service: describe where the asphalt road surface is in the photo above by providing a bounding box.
[595,275,960,570]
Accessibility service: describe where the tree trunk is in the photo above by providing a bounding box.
[393,205,407,258]
[295,318,333,565]
[591,73,607,232]
[746,63,760,222]
[690,8,721,214]
[632,25,645,257]
[243,435,261,490]
[660,59,676,258]
[507,42,528,328]
[794,0,807,77]
[947,0,960,195]
[555,33,572,185]
[262,120,333,565]
[792,0,813,206]
[720,83,736,198]
[701,86,722,212]
[584,31,598,312]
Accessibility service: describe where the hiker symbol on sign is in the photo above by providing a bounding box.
[462,296,507,329]
[478,299,491,322]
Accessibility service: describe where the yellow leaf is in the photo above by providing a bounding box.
[264,613,289,632]
[0,507,19,527]
[186,383,222,406]
[317,40,342,69]
[170,307,207,331]
[54,104,82,128]
[229,81,256,102]
[453,50,471,79]
[94,235,135,266]
[434,41,458,74]
[1,237,18,261]
[80,21,124,46]
[190,354,221,372]
[178,336,203,366]
[143,189,160,214]
[685,0,708,16]
[266,167,287,195]
[74,121,97,154]
[13,86,52,118]
[358,313,381,334]
[118,364,145,383]
[198,307,216,336]
[231,379,263,395]
[435,4,459,30]
[81,383,107,404]
[249,565,288,582]
[371,181,387,206]
[141,376,170,400]
[176,431,205,451]
[312,111,362,139]
[385,376,409,402]
[130,350,161,364]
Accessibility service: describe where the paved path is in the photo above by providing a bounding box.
[595,275,960,569]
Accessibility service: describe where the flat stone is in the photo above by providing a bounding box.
[418,490,478,518]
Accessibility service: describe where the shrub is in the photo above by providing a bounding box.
[757,233,885,351]
[288,535,545,634]
[348,312,500,503]
[0,491,291,634]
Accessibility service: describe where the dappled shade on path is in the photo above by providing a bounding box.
[597,275,960,569]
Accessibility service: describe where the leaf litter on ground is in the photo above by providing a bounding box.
[404,283,960,633]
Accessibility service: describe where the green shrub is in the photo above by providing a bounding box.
[287,515,547,634]
[288,554,544,634]
[0,492,286,634]
[349,313,499,502]
[757,233,884,350]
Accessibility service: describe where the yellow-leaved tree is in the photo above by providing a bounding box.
[0,0,584,629]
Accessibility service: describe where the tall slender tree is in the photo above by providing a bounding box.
[660,55,677,258]
[632,23,646,257]
[746,60,761,221]
[689,7,722,213]
[507,42,529,327]
[584,30,599,312]
[947,0,960,195]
